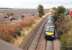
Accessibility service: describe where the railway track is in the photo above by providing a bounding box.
[19,16,61,50]
[19,16,48,50]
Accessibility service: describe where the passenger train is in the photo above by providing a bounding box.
[44,16,56,41]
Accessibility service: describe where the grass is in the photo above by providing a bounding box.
[0,14,46,46]
[0,16,41,44]
[13,16,42,47]
[59,15,72,48]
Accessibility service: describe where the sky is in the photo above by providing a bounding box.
[0,0,72,9]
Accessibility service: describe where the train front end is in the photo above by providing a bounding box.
[45,26,56,41]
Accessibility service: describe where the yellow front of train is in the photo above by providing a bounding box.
[45,31,54,36]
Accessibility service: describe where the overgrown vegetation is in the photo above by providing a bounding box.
[0,15,40,43]
[60,16,72,50]
[53,6,72,50]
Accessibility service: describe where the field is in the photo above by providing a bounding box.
[0,8,42,46]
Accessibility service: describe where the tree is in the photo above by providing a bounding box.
[53,6,66,23]
[37,5,45,17]
[56,6,66,16]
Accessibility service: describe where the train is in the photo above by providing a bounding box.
[44,15,56,41]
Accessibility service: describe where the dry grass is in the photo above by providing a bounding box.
[0,15,40,43]
[59,15,72,47]
[13,16,41,46]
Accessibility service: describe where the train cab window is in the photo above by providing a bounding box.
[45,26,54,32]
[48,27,54,32]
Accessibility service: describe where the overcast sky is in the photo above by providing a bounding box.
[0,0,72,9]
